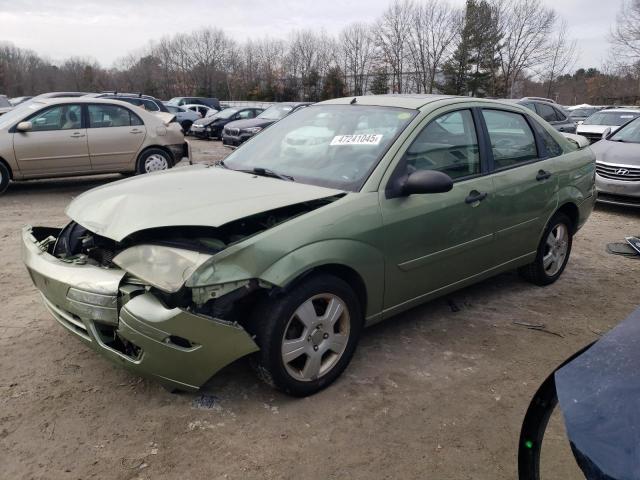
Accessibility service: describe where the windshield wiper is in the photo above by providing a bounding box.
[251,167,294,181]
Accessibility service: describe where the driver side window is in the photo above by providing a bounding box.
[400,109,480,180]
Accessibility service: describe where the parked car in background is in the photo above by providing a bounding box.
[32,92,89,100]
[576,108,640,144]
[0,97,188,194]
[590,115,640,207]
[511,98,576,133]
[181,103,218,118]
[0,95,12,116]
[89,93,170,113]
[166,97,221,111]
[222,102,311,147]
[165,105,201,133]
[568,106,606,124]
[9,96,33,106]
[22,95,595,396]
[190,107,263,140]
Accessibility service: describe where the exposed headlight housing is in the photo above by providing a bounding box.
[113,245,212,293]
[244,127,262,134]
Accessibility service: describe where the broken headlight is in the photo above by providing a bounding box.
[113,245,212,293]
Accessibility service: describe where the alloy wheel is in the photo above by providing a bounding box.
[281,294,351,382]
[543,223,569,277]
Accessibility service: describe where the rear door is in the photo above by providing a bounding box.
[480,108,559,264]
[380,107,497,312]
[86,103,146,171]
[13,103,90,176]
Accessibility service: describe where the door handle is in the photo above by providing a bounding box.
[465,190,488,204]
[536,170,552,181]
[69,132,85,138]
[130,129,143,134]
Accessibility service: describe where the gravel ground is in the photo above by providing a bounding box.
[1,138,639,479]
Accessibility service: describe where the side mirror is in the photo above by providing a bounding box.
[561,132,590,149]
[403,170,453,196]
[601,127,612,139]
[16,121,32,132]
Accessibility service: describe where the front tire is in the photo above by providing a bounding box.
[136,148,173,174]
[0,162,10,195]
[249,273,363,397]
[519,212,573,286]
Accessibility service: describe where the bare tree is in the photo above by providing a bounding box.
[539,20,577,98]
[407,0,461,94]
[339,23,376,96]
[376,0,413,93]
[611,0,640,59]
[496,0,556,97]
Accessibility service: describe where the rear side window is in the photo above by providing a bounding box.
[400,109,480,180]
[482,109,538,169]
[530,120,563,158]
[536,103,559,122]
[88,104,142,128]
[553,107,567,121]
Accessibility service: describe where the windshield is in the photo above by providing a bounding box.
[166,98,180,106]
[583,111,640,126]
[0,101,43,129]
[214,108,238,119]
[258,104,294,120]
[224,104,417,191]
[569,108,600,118]
[609,116,640,143]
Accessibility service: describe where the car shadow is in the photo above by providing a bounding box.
[595,202,640,220]
[197,269,531,403]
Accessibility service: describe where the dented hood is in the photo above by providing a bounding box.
[66,165,342,241]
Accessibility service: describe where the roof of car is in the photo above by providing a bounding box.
[36,97,151,108]
[319,94,457,109]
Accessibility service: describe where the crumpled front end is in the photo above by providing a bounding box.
[22,225,259,391]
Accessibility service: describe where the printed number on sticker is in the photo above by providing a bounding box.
[330,134,383,146]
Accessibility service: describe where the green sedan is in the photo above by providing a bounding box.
[22,95,596,396]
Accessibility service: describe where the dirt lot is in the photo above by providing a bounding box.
[1,139,639,479]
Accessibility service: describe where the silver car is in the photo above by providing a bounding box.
[591,115,640,207]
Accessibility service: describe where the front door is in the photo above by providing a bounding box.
[86,104,146,171]
[13,104,90,176]
[480,108,559,264]
[380,108,497,314]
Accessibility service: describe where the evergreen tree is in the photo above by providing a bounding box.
[370,68,389,94]
[321,66,347,100]
[439,0,501,97]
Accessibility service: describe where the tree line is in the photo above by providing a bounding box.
[1,0,640,105]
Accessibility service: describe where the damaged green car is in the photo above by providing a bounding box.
[23,95,596,396]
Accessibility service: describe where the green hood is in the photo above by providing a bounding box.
[66,165,342,241]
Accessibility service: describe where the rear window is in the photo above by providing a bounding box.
[584,111,640,126]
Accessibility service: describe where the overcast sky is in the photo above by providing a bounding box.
[0,0,621,69]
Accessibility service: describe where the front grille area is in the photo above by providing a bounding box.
[227,128,240,136]
[596,163,640,181]
[598,192,640,206]
[581,132,603,144]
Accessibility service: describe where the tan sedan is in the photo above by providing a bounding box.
[0,97,188,194]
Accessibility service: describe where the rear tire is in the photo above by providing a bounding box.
[181,120,193,134]
[136,148,173,174]
[519,212,573,286]
[248,273,363,397]
[0,162,9,195]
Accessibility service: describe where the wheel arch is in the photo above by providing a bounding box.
[283,263,368,321]
[137,145,176,166]
[555,202,579,234]
[0,156,14,180]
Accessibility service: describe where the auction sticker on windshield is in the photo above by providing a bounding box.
[330,134,383,146]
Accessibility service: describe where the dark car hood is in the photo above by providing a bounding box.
[590,139,640,167]
[555,306,640,479]
[225,118,276,130]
